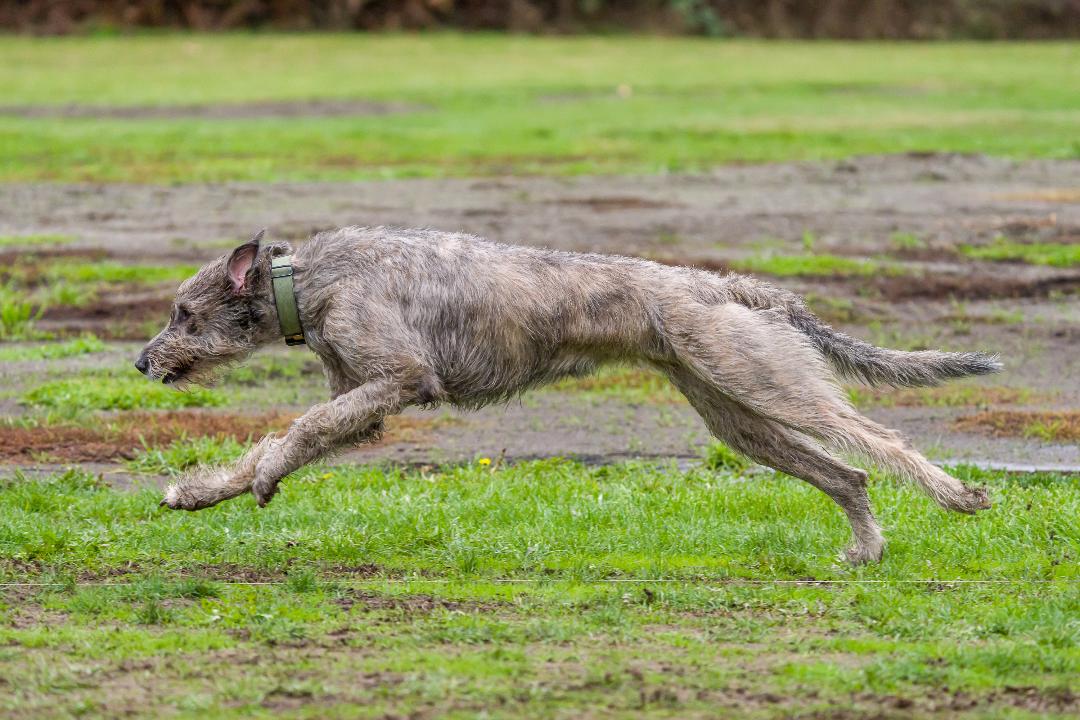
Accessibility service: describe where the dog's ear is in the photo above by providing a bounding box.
[226,229,266,295]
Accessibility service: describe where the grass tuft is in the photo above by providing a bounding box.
[960,237,1080,268]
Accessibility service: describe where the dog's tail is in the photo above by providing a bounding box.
[724,277,1002,387]
[788,307,1002,387]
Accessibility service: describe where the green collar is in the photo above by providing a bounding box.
[270,255,305,346]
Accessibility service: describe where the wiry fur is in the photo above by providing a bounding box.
[138,226,999,564]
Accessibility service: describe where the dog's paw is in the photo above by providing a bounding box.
[159,482,207,511]
[251,474,280,508]
[844,535,885,566]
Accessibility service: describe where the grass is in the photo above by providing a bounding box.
[0,257,199,328]
[127,435,247,475]
[0,335,105,362]
[22,376,225,416]
[0,283,45,341]
[0,461,1076,717]
[548,365,683,404]
[960,237,1080,268]
[0,234,74,248]
[849,384,1043,409]
[0,36,1077,182]
[37,260,199,286]
[730,253,892,277]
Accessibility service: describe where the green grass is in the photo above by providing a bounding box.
[1,258,200,316]
[37,260,200,286]
[127,435,247,475]
[0,282,46,341]
[22,376,225,415]
[730,253,892,277]
[0,335,106,362]
[547,365,683,403]
[960,237,1080,268]
[0,461,1076,717]
[0,234,74,248]
[0,36,1077,182]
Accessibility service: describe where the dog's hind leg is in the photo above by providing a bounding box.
[665,302,990,515]
[668,368,884,564]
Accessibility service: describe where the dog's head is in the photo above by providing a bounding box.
[135,230,291,386]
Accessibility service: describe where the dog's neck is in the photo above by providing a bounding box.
[270,255,306,346]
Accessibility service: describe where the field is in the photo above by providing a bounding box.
[0,35,1078,718]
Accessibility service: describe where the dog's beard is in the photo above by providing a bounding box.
[168,351,254,389]
[150,337,256,389]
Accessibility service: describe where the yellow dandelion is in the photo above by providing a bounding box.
[478,457,491,466]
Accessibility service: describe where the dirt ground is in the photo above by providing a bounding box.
[1,153,1077,476]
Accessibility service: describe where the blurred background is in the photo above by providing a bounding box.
[5,0,1080,37]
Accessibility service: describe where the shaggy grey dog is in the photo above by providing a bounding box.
[137,226,999,564]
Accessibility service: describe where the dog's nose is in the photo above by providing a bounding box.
[134,354,149,375]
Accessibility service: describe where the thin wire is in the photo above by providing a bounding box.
[0,578,1075,588]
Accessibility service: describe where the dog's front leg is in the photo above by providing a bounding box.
[250,377,405,507]
[161,433,279,511]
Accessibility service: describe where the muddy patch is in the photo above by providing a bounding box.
[2,155,1078,469]
[0,247,109,266]
[0,411,442,464]
[0,99,425,120]
[954,410,1080,443]
[38,292,172,340]
[547,196,683,212]
[0,411,297,464]
[333,588,504,614]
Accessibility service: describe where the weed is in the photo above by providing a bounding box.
[701,442,752,474]
[135,598,173,625]
[285,570,319,594]
[0,291,44,340]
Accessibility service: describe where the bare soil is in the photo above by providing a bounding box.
[0,153,1077,472]
[0,410,439,464]
[954,410,1080,443]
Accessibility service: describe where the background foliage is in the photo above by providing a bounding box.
[4,0,1079,38]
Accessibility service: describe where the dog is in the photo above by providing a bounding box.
[136,226,998,564]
